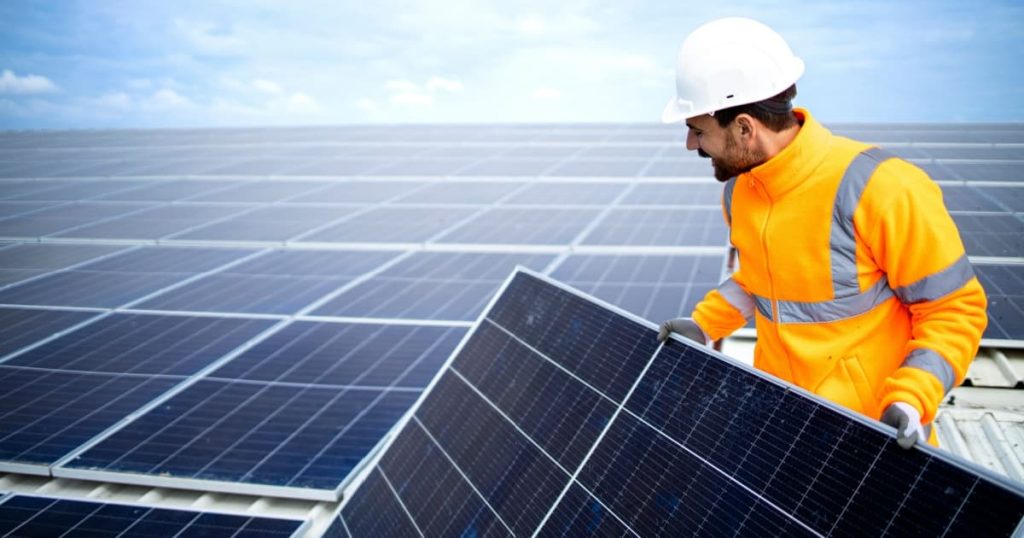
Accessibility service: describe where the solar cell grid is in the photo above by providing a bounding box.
[300,206,476,243]
[96,179,244,202]
[186,180,330,203]
[619,182,722,205]
[0,308,96,359]
[951,214,1024,258]
[0,201,56,218]
[974,264,1024,340]
[945,161,1024,182]
[63,380,420,496]
[435,207,601,245]
[287,180,426,204]
[502,182,627,205]
[546,160,646,177]
[0,366,181,467]
[171,205,356,242]
[0,243,125,270]
[4,313,275,376]
[135,273,348,314]
[0,270,194,308]
[339,270,1024,537]
[977,185,1024,212]
[582,207,728,247]
[208,322,465,388]
[642,160,715,177]
[0,495,305,537]
[393,181,522,204]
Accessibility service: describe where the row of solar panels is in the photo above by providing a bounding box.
[1,156,1022,180]
[0,493,307,537]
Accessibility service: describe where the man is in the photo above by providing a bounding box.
[657,17,987,449]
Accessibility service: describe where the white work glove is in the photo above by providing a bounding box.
[656,317,710,345]
[880,402,926,449]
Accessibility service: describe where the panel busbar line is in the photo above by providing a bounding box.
[337,269,1024,537]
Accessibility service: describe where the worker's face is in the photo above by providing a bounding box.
[685,115,767,182]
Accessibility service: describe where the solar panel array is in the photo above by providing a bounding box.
[333,270,1024,537]
[0,122,1022,530]
[0,493,307,537]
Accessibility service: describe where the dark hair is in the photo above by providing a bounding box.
[714,84,798,132]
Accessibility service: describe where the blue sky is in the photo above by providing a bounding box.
[0,0,1022,129]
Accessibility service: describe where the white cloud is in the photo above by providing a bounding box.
[355,98,379,112]
[283,92,322,114]
[532,87,562,100]
[516,15,547,35]
[146,89,191,109]
[0,69,58,95]
[383,76,463,108]
[425,76,464,93]
[390,91,434,106]
[252,78,284,95]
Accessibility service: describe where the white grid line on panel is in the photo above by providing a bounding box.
[377,467,428,538]
[488,315,825,537]
[409,415,518,537]
[825,440,886,536]
[445,367,640,538]
[0,243,140,294]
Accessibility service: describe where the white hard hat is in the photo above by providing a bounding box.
[662,17,804,123]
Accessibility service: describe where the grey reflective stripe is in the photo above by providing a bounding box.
[753,294,773,321]
[717,277,754,320]
[893,254,975,304]
[775,277,894,324]
[830,147,895,298]
[903,348,955,393]
[723,177,737,225]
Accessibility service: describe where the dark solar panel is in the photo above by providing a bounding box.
[0,308,96,359]
[551,254,724,322]
[0,366,180,467]
[435,207,601,244]
[974,264,1024,340]
[952,214,1024,258]
[299,207,476,243]
[64,380,419,497]
[976,186,1024,212]
[313,252,554,321]
[0,243,125,270]
[0,495,304,537]
[134,273,350,314]
[338,270,1024,537]
[503,182,627,205]
[4,313,274,375]
[171,206,356,242]
[208,322,465,388]
[940,185,1005,212]
[620,182,723,205]
[0,271,193,308]
[96,180,244,202]
[582,207,728,246]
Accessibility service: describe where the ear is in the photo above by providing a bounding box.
[733,114,756,142]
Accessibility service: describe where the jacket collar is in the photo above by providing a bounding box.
[742,108,831,199]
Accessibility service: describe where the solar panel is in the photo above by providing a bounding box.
[581,207,729,246]
[951,214,1024,258]
[620,182,723,205]
[974,263,1024,341]
[503,182,627,205]
[0,494,307,537]
[434,207,601,245]
[0,308,97,359]
[337,270,1024,536]
[299,207,477,243]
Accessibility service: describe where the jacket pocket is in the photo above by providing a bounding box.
[814,356,877,419]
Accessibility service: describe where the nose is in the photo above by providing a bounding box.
[685,129,699,151]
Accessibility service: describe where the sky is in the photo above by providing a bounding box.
[0,0,1022,129]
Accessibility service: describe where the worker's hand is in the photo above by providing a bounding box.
[880,402,925,449]
[657,317,708,345]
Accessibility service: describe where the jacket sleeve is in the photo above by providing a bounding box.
[690,181,754,340]
[861,159,988,424]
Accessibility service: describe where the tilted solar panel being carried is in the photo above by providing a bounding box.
[0,494,307,537]
[335,269,1024,537]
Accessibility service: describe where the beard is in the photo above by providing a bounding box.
[701,132,768,183]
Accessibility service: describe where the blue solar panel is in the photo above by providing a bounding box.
[312,252,555,321]
[582,207,728,246]
[0,243,126,270]
[0,271,192,308]
[435,208,600,244]
[551,254,724,322]
[503,182,627,205]
[0,308,96,358]
[0,495,305,537]
[135,273,348,314]
[338,270,1024,537]
[4,313,275,375]
[0,366,180,468]
[952,214,1024,258]
[64,380,419,497]
[209,322,465,388]
[974,263,1024,340]
[299,207,476,243]
[620,182,723,205]
[170,206,354,242]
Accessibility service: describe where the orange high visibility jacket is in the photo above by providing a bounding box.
[692,108,987,428]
